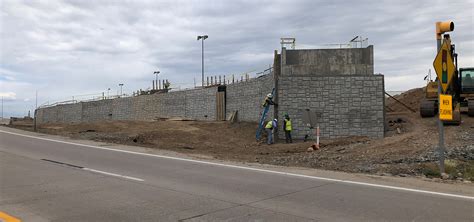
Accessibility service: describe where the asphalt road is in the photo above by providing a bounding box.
[1,127,473,221]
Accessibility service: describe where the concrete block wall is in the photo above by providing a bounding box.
[112,97,134,120]
[36,103,82,123]
[36,86,220,124]
[184,87,217,120]
[81,100,113,122]
[131,91,187,121]
[226,74,274,122]
[36,45,385,141]
[277,46,384,139]
[57,103,83,122]
[36,74,274,124]
[278,75,384,139]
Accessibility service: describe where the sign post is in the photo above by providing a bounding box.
[432,22,455,175]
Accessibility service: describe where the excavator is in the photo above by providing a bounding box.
[420,21,474,124]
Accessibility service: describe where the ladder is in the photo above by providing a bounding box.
[256,88,275,141]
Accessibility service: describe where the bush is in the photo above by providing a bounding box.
[421,160,474,180]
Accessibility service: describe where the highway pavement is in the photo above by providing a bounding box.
[0,126,473,221]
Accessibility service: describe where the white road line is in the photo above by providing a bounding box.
[1,129,473,201]
[83,168,144,182]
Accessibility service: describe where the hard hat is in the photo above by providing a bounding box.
[267,93,273,98]
[273,118,278,122]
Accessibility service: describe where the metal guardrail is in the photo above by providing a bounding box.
[38,94,132,109]
[38,67,274,109]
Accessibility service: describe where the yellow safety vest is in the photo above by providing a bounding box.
[285,120,292,131]
[265,121,273,129]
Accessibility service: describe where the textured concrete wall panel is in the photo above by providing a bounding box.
[226,74,274,122]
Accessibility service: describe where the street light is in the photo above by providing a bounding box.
[119,84,124,96]
[197,35,208,87]
[154,71,160,89]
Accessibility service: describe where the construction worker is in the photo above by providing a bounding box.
[265,118,278,145]
[283,114,293,143]
[262,93,276,107]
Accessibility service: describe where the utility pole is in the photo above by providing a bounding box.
[197,35,208,87]
[34,90,38,132]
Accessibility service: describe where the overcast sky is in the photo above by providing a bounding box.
[1,0,473,117]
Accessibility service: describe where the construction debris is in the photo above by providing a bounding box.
[228,110,238,123]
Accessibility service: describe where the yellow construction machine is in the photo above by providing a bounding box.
[420,21,474,123]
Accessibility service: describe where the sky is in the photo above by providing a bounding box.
[1,0,473,117]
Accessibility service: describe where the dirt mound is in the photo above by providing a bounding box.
[29,115,473,181]
[386,88,424,113]
[9,117,34,129]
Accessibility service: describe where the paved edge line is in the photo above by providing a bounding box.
[84,168,145,182]
[39,158,144,182]
[0,211,21,222]
[1,129,473,201]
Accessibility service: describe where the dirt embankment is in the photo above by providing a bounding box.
[11,87,474,182]
[385,88,424,113]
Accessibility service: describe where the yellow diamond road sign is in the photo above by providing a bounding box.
[433,41,456,93]
[439,94,453,120]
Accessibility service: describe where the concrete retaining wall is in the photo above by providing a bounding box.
[283,46,374,76]
[36,46,385,140]
[36,75,273,124]
[277,75,384,139]
[226,74,274,122]
[276,46,384,139]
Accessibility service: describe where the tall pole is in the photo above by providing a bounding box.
[434,21,454,175]
[34,90,38,131]
[197,35,208,87]
[1,96,3,120]
[436,36,445,174]
[201,38,204,87]
[35,90,38,110]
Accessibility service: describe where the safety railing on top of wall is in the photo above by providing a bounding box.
[203,67,273,87]
[38,67,274,109]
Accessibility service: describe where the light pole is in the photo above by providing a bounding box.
[35,90,38,110]
[119,84,124,96]
[197,35,208,87]
[154,71,160,89]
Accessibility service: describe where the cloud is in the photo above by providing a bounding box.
[0,0,473,116]
[0,92,17,100]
